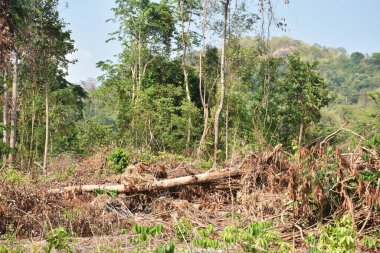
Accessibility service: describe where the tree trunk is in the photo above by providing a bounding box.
[179,0,193,152]
[48,167,242,194]
[3,71,9,162]
[138,32,142,93]
[298,119,304,148]
[28,96,36,171]
[9,52,18,163]
[197,0,209,158]
[225,103,229,160]
[43,81,49,173]
[198,106,209,158]
[213,0,229,167]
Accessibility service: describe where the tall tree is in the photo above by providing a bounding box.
[175,0,200,151]
[213,0,230,167]
[0,0,14,161]
[197,0,210,158]
[280,53,331,148]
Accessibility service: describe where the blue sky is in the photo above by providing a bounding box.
[59,0,380,84]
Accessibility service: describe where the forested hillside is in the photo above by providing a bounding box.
[1,0,379,252]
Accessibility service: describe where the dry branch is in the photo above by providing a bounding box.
[48,167,242,194]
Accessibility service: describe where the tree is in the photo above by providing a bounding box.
[280,53,331,148]
[351,52,365,64]
[110,0,176,100]
[174,0,200,151]
[213,0,230,167]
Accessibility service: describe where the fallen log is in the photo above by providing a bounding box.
[48,167,242,194]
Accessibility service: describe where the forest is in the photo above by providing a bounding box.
[0,0,379,252]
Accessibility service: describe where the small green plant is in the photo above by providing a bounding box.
[243,221,290,252]
[225,212,243,220]
[153,242,175,253]
[132,223,163,243]
[108,147,130,173]
[63,207,82,234]
[0,245,26,253]
[306,215,356,253]
[221,222,290,252]
[221,225,244,244]
[93,189,119,197]
[197,159,213,170]
[1,168,28,185]
[0,227,26,253]
[194,224,219,249]
[361,235,380,250]
[175,217,193,242]
[44,226,73,253]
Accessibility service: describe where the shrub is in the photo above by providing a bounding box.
[306,215,356,253]
[108,148,130,173]
[175,218,193,242]
[44,226,73,253]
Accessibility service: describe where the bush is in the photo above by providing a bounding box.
[44,226,73,253]
[175,218,193,242]
[108,148,130,173]
[306,215,356,253]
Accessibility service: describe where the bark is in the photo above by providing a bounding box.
[3,71,8,162]
[197,0,209,158]
[213,0,229,167]
[9,52,18,162]
[138,32,142,93]
[48,167,242,194]
[225,103,229,160]
[28,95,36,170]
[179,0,193,151]
[298,119,304,148]
[43,81,49,173]
[197,106,209,158]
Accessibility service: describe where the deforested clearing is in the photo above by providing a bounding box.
[1,0,380,252]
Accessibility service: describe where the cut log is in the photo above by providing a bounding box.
[48,168,242,194]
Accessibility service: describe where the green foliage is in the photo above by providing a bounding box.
[306,215,356,253]
[359,170,380,184]
[361,235,380,250]
[279,52,331,147]
[108,148,130,173]
[221,225,244,244]
[75,119,116,154]
[132,223,163,242]
[194,224,219,249]
[1,168,29,185]
[44,226,73,253]
[153,242,175,253]
[0,245,26,253]
[221,222,290,252]
[175,217,193,242]
[93,189,119,197]
[364,133,380,151]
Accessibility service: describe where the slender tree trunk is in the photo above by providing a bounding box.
[9,52,18,163]
[225,103,229,160]
[43,81,49,173]
[138,32,142,93]
[197,0,209,158]
[298,119,304,148]
[179,0,193,152]
[3,71,9,162]
[213,0,229,167]
[198,106,209,158]
[28,90,36,171]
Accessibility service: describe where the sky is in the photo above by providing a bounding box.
[58,0,380,84]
